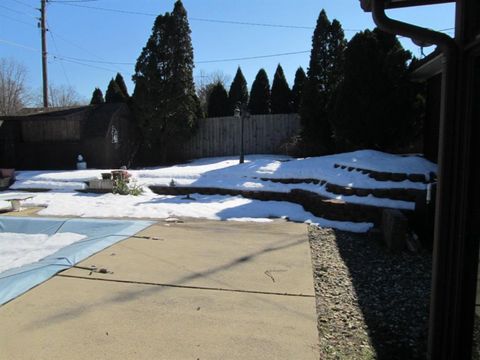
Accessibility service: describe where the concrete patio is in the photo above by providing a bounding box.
[0,219,319,359]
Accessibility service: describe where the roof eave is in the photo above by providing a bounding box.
[360,0,455,12]
[410,53,445,82]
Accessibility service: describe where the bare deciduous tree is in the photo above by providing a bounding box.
[0,58,28,116]
[35,84,87,108]
[196,70,231,114]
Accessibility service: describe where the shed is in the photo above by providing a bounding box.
[0,103,137,169]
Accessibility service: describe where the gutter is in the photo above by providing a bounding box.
[371,0,455,55]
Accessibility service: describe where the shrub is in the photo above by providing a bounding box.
[112,171,143,196]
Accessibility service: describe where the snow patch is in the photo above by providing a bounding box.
[0,232,86,274]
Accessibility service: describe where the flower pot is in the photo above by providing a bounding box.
[111,170,123,181]
[0,168,15,179]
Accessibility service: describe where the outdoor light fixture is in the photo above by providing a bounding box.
[234,102,248,164]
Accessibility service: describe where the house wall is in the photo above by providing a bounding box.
[423,74,441,162]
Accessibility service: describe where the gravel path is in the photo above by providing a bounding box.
[309,226,432,359]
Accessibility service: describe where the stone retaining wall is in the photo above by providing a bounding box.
[149,185,394,225]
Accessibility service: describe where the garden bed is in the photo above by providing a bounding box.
[309,226,431,359]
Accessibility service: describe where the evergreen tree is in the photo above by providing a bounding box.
[207,82,230,117]
[228,67,248,114]
[300,9,346,154]
[291,67,306,113]
[105,78,125,103]
[114,73,129,99]
[270,64,292,114]
[331,28,416,150]
[90,87,104,105]
[132,0,201,162]
[248,69,270,115]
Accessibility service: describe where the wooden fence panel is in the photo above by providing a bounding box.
[176,113,300,160]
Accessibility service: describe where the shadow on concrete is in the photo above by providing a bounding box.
[26,234,311,330]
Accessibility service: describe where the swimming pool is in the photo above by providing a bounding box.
[0,216,153,306]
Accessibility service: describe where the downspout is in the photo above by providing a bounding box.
[371,0,455,55]
[370,1,459,359]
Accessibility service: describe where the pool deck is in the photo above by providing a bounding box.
[0,216,319,359]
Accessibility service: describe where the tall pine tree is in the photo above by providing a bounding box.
[248,69,270,115]
[291,67,306,112]
[270,64,292,114]
[331,28,416,151]
[228,67,248,114]
[105,78,125,103]
[90,87,104,105]
[132,0,201,162]
[207,82,230,117]
[300,9,346,154]
[115,73,129,99]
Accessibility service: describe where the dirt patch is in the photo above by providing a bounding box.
[309,226,431,359]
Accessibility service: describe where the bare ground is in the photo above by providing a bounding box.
[309,226,432,360]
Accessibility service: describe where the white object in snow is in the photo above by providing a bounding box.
[76,155,87,170]
[0,193,35,211]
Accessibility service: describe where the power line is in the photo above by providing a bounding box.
[0,13,37,28]
[0,37,39,52]
[52,55,135,65]
[1,40,309,66]
[45,1,456,34]
[51,0,100,2]
[43,50,312,66]
[48,2,362,31]
[48,2,157,16]
[47,28,128,73]
[189,17,315,30]
[197,50,311,64]
[53,56,117,73]
[8,0,37,10]
[0,36,121,74]
[47,21,71,86]
[0,3,35,17]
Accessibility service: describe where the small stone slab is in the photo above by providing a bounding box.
[382,209,408,252]
[88,179,114,191]
[0,177,12,189]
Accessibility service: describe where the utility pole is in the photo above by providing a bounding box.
[40,0,48,108]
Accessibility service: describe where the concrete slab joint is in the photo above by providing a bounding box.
[0,219,319,360]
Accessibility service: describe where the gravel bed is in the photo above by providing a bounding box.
[309,226,432,359]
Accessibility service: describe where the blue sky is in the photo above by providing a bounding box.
[0,0,455,102]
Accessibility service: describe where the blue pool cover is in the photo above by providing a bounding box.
[0,216,153,306]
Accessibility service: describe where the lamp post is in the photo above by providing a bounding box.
[234,102,249,164]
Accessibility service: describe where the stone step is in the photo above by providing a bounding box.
[149,186,402,226]
[325,183,425,203]
[333,163,435,184]
[259,177,327,186]
[260,177,425,203]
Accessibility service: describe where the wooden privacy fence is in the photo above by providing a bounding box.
[176,113,301,159]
